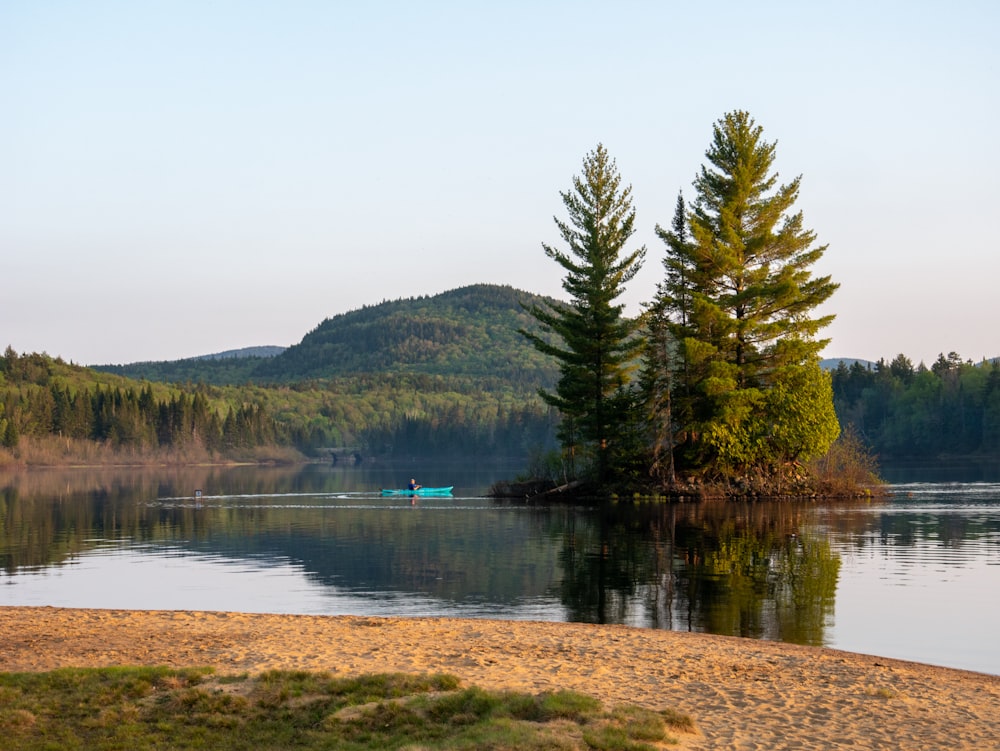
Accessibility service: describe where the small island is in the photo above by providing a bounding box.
[518,113,871,500]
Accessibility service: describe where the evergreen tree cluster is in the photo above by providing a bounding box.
[272,373,559,460]
[832,354,1000,459]
[0,348,557,462]
[4,283,570,464]
[360,401,557,460]
[0,347,279,452]
[527,111,841,491]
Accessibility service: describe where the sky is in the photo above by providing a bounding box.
[2,1,998,367]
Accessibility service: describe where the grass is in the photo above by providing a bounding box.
[0,667,694,750]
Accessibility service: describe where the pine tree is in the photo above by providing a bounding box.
[654,191,695,334]
[689,111,838,381]
[2,415,18,449]
[653,111,839,479]
[522,144,646,485]
[642,191,694,485]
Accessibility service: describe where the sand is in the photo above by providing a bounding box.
[1,607,998,750]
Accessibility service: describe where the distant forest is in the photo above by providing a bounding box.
[0,349,557,463]
[1,286,563,465]
[831,353,1000,459]
[3,284,1000,467]
[95,284,560,387]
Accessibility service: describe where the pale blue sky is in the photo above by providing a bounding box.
[3,1,997,366]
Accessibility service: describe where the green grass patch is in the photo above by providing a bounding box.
[0,667,693,750]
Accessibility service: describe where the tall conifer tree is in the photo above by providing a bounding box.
[522,144,646,484]
[688,111,837,379]
[642,191,691,486]
[652,111,840,478]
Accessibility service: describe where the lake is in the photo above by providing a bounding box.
[2,462,998,676]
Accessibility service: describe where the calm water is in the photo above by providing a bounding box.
[2,463,998,676]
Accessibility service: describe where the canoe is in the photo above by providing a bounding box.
[380,486,454,496]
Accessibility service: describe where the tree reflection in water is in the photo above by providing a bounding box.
[557,501,841,646]
[3,467,844,647]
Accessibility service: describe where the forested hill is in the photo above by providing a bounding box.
[96,284,562,390]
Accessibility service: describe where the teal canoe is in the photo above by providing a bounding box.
[380,486,454,496]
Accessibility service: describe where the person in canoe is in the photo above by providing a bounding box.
[407,478,422,491]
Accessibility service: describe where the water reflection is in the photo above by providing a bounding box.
[556,502,839,646]
[3,468,999,673]
[0,464,500,573]
[2,467,840,646]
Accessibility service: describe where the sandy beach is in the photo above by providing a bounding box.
[1,607,997,750]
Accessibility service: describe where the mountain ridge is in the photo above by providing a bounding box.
[94,284,562,389]
[97,286,993,385]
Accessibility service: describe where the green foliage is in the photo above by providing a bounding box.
[266,284,559,383]
[97,285,561,390]
[645,111,839,485]
[24,285,566,463]
[95,356,267,386]
[831,354,1000,459]
[681,361,841,487]
[760,361,841,463]
[688,111,838,367]
[0,344,559,463]
[0,352,282,458]
[0,668,692,750]
[523,144,646,485]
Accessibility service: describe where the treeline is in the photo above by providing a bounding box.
[0,349,281,453]
[0,348,557,463]
[262,373,558,460]
[95,355,265,387]
[523,115,846,494]
[11,344,1000,469]
[831,353,1000,459]
[361,403,557,460]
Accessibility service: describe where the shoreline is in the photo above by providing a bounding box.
[2,607,998,750]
